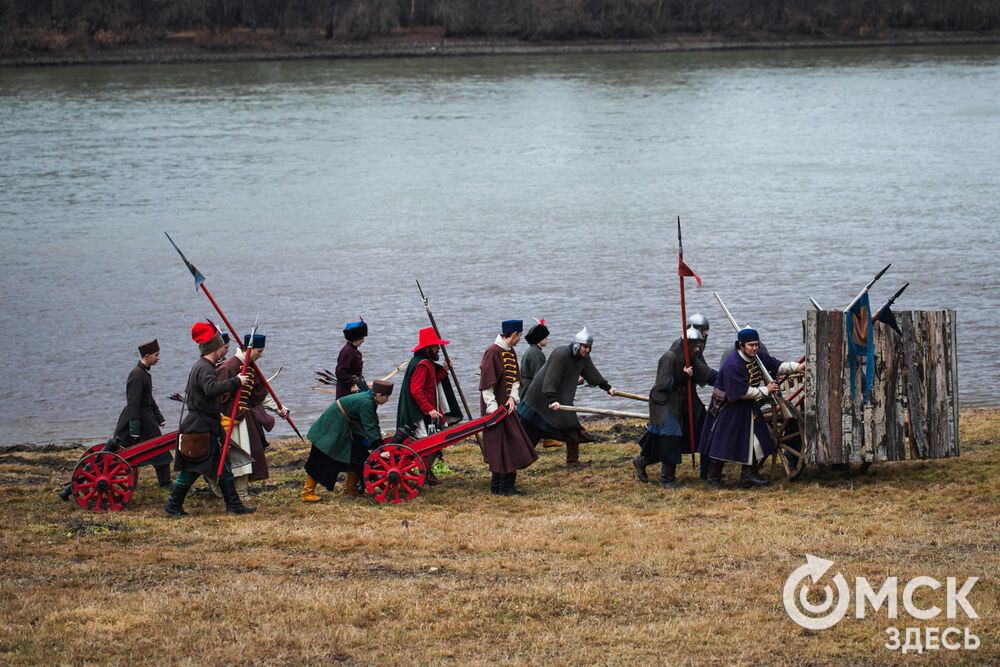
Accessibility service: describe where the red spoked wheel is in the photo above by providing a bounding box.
[78,443,106,460]
[70,451,137,511]
[363,444,425,504]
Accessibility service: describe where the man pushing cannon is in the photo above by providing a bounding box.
[698,327,804,490]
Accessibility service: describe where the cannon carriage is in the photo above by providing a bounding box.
[362,406,509,504]
[61,432,177,511]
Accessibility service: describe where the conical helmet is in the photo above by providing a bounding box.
[572,326,593,345]
[687,313,709,332]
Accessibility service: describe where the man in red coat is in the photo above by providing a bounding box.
[396,327,463,485]
[479,320,538,495]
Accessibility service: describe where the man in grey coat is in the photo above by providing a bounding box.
[516,327,618,468]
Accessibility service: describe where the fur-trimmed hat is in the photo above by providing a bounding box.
[501,320,523,336]
[344,318,368,342]
[525,319,549,345]
[243,333,266,349]
[138,339,159,356]
[192,322,224,356]
[371,379,394,396]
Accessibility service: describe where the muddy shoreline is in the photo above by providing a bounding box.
[3,29,999,68]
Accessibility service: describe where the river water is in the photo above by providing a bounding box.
[1,45,998,445]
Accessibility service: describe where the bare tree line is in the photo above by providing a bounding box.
[2,0,998,50]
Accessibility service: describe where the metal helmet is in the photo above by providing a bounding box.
[686,326,704,342]
[572,326,593,354]
[687,313,709,333]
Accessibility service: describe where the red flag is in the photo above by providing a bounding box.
[678,258,702,286]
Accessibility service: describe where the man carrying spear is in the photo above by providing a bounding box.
[216,331,288,502]
[396,327,463,485]
[165,322,253,516]
[633,327,709,489]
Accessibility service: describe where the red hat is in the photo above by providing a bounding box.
[412,327,449,353]
[191,322,217,344]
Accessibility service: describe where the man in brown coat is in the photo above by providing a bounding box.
[479,320,538,495]
[215,332,288,501]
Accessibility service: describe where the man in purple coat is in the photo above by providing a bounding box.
[698,328,804,490]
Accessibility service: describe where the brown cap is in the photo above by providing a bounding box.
[138,339,159,356]
[371,379,394,396]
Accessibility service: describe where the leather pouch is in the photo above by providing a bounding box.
[178,432,211,459]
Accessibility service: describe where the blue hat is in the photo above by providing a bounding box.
[220,332,230,345]
[344,318,368,342]
[501,320,523,336]
[737,328,759,345]
[243,333,266,349]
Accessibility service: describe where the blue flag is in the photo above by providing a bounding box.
[846,292,875,402]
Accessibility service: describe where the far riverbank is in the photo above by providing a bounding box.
[2,28,999,68]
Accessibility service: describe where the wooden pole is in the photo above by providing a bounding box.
[559,405,648,420]
[677,216,697,468]
[611,390,650,403]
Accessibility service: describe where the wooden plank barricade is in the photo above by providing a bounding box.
[803,310,959,465]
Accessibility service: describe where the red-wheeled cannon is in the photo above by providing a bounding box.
[363,407,509,504]
[60,432,177,511]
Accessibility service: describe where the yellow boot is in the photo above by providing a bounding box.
[343,471,363,497]
[301,475,322,502]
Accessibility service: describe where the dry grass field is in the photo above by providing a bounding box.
[1,409,997,665]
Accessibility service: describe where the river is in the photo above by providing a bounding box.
[1,44,998,445]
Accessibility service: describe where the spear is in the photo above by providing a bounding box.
[218,316,258,476]
[415,279,481,450]
[165,232,304,441]
[676,216,702,468]
[873,282,909,320]
[844,263,891,312]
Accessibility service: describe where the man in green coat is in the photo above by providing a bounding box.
[302,379,393,502]
[520,319,549,396]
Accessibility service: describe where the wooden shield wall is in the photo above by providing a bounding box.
[804,310,959,464]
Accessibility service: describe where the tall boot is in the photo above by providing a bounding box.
[706,460,726,490]
[155,465,172,488]
[699,454,710,480]
[301,475,321,502]
[505,472,525,496]
[490,472,502,495]
[343,471,363,497]
[659,463,679,489]
[565,440,590,468]
[632,454,649,483]
[220,477,256,514]
[740,465,769,488]
[165,482,190,517]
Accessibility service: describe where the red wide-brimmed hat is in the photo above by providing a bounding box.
[412,326,449,352]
